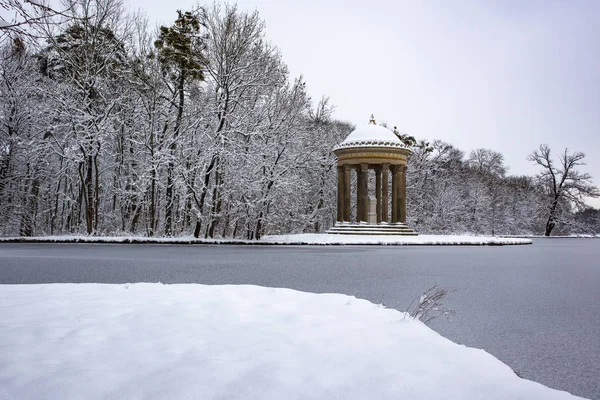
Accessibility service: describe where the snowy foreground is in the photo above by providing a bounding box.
[0,234,532,245]
[0,284,582,400]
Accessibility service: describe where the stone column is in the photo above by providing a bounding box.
[382,164,389,223]
[375,167,382,223]
[336,165,344,223]
[356,165,362,223]
[400,165,407,224]
[343,165,351,222]
[358,164,369,222]
[360,164,369,222]
[391,165,400,223]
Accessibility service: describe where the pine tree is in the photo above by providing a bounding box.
[154,9,206,236]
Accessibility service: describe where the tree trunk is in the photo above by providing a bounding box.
[78,158,94,235]
[544,217,555,236]
[19,174,40,237]
[165,70,186,236]
[544,196,560,236]
[165,165,175,235]
[93,154,100,232]
[193,154,218,238]
[207,168,223,238]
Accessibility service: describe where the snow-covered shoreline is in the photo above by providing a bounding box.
[499,234,600,239]
[263,233,532,245]
[0,283,584,399]
[0,233,532,246]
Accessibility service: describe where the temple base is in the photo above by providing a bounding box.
[327,222,418,236]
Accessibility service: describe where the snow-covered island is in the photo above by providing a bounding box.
[0,283,584,399]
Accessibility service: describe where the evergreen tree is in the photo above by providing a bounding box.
[154,9,206,236]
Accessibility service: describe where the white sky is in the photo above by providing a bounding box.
[5,0,600,208]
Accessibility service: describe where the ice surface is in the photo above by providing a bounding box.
[0,240,597,399]
[0,283,585,400]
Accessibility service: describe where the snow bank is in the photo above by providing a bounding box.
[0,235,232,244]
[0,234,532,245]
[499,234,600,239]
[0,284,582,399]
[263,233,532,245]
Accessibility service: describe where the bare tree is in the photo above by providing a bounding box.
[466,149,507,235]
[0,37,46,236]
[467,148,506,177]
[528,144,600,236]
[0,0,71,44]
[39,0,129,235]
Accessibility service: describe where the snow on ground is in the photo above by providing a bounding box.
[0,235,233,244]
[499,234,600,239]
[262,233,532,245]
[0,234,532,245]
[0,284,582,400]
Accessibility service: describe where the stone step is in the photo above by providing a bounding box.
[327,230,418,236]
[327,224,418,236]
[328,227,414,230]
[328,228,415,234]
[333,223,409,227]
[329,226,414,231]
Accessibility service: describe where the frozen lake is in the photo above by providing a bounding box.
[0,239,598,399]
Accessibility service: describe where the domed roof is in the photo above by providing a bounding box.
[334,116,408,151]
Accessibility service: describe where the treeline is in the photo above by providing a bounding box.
[0,0,597,238]
[407,142,598,236]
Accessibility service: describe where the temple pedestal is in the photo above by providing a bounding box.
[328,222,418,235]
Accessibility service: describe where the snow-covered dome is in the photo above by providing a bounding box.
[334,117,408,151]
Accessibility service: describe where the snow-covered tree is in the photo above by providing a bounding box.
[528,144,599,236]
[1,0,595,239]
